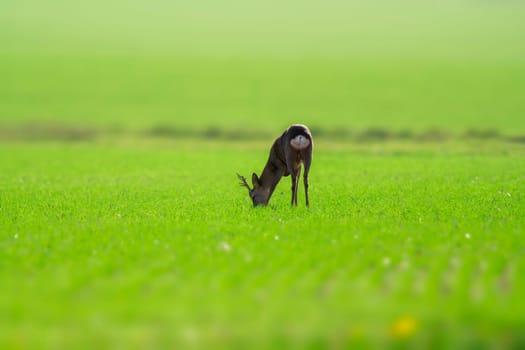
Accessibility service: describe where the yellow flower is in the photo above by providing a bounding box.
[391,315,417,339]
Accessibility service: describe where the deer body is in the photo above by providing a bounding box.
[238,124,313,207]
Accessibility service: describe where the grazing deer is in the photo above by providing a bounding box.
[237,124,313,207]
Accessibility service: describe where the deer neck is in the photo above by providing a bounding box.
[259,162,283,203]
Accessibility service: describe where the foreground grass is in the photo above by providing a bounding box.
[1,141,524,348]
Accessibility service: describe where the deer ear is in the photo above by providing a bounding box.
[252,173,261,188]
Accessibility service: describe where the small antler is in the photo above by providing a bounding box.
[237,173,252,191]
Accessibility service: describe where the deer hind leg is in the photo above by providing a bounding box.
[303,151,312,207]
[303,166,310,207]
[294,166,301,205]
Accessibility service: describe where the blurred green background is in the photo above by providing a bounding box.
[1,0,525,134]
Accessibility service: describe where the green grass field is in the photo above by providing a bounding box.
[2,143,524,348]
[2,0,525,348]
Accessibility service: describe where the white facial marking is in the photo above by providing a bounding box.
[290,135,310,149]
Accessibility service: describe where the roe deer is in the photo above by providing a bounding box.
[237,124,313,207]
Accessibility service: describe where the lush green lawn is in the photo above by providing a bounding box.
[1,142,524,348]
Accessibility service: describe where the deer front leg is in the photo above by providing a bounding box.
[290,172,297,206]
[289,166,301,206]
[286,153,299,206]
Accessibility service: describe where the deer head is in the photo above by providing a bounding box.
[237,173,270,206]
